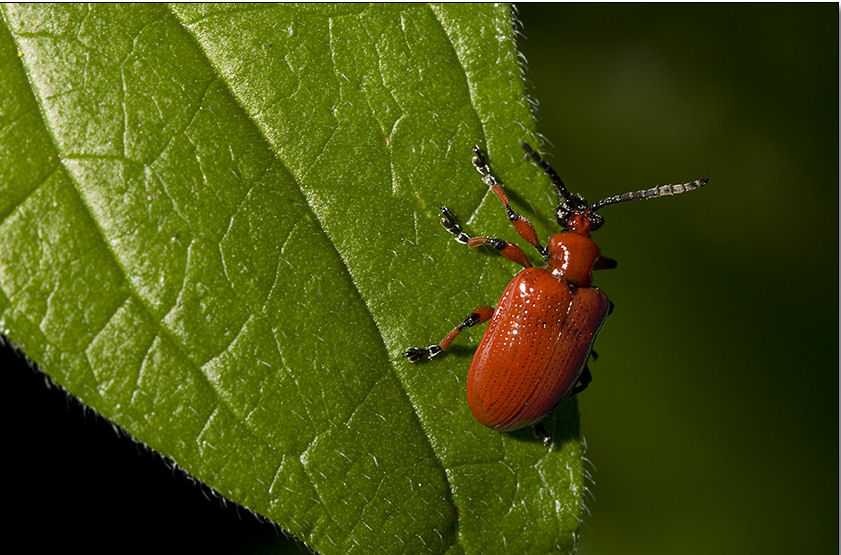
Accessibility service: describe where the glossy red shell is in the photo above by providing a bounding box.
[466,267,610,431]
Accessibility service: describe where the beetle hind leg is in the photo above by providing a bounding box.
[532,422,552,447]
[570,366,593,395]
[403,306,494,362]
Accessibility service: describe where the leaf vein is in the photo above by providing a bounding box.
[0,165,60,224]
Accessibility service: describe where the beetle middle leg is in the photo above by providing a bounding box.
[471,146,548,258]
[439,206,532,269]
[403,306,494,362]
[570,366,593,395]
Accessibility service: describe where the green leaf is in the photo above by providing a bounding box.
[0,3,583,552]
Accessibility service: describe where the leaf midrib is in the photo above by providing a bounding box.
[168,5,469,545]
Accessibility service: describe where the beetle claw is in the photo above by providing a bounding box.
[402,348,426,362]
[532,422,552,447]
[403,345,442,362]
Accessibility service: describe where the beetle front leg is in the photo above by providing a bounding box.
[570,366,593,395]
[440,206,532,269]
[594,256,617,270]
[472,146,547,258]
[403,306,494,362]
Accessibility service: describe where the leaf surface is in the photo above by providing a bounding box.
[0,4,583,552]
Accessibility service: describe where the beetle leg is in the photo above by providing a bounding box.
[570,366,593,395]
[594,256,618,270]
[471,146,548,258]
[403,306,494,362]
[589,350,598,361]
[467,237,532,268]
[439,205,471,245]
[532,422,552,447]
[440,206,532,268]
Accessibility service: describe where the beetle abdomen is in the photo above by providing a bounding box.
[466,267,610,431]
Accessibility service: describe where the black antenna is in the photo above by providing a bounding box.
[519,141,574,203]
[591,178,708,211]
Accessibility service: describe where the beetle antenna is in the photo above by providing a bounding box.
[591,178,708,211]
[519,141,575,203]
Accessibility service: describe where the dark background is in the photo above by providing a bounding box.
[518,4,838,555]
[1,4,837,554]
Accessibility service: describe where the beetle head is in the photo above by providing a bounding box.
[520,141,603,235]
[555,194,604,235]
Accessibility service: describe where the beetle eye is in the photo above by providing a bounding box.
[589,213,604,230]
[555,207,571,226]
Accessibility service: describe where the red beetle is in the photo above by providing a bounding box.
[404,142,706,438]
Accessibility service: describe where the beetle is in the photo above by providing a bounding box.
[403,142,706,439]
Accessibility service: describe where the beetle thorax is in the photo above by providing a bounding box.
[543,232,601,286]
